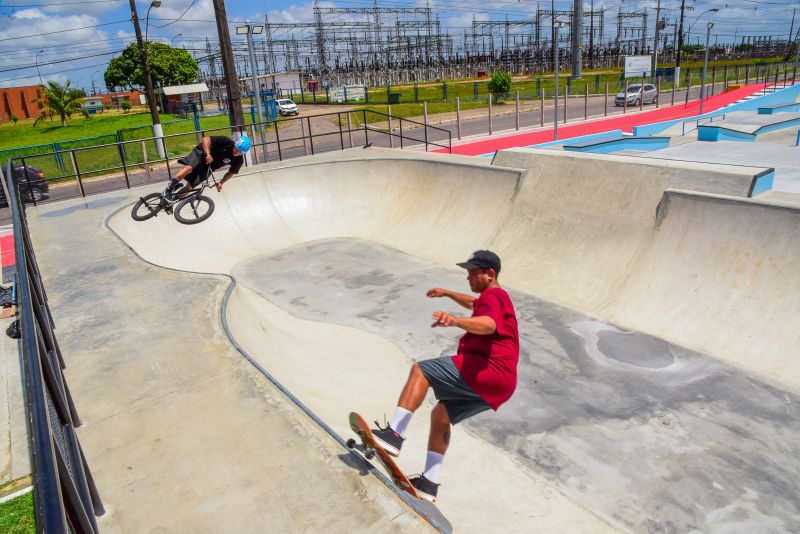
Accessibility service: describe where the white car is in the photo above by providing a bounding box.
[614,84,658,107]
[276,99,299,116]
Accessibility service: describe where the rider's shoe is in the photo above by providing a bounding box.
[162,186,174,201]
[372,422,404,457]
[409,474,439,503]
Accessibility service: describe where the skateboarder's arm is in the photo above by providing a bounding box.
[216,171,236,192]
[201,137,213,164]
[426,288,475,309]
[431,311,496,335]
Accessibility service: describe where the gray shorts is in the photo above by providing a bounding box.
[417,355,491,425]
[177,148,208,186]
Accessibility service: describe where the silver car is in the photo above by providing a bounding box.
[614,84,658,106]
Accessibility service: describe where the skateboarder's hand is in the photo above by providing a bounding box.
[431,311,457,328]
[216,183,223,192]
[427,288,447,298]
[205,153,213,164]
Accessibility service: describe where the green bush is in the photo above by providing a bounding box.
[120,101,132,113]
[488,71,513,100]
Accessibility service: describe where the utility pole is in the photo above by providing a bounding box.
[588,0,594,65]
[652,0,662,81]
[675,0,686,86]
[571,0,583,78]
[212,0,245,135]
[788,9,796,58]
[129,0,164,157]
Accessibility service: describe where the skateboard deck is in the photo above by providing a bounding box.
[347,412,419,498]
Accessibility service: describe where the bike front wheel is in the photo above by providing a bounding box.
[131,193,165,221]
[174,195,215,224]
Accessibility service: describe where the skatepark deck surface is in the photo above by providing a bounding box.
[21,145,800,532]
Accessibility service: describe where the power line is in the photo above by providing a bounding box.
[0,18,129,43]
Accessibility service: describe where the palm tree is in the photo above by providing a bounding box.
[33,81,88,127]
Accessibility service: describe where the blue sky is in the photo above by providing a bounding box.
[0,0,798,90]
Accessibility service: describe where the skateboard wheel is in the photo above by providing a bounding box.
[346,438,356,449]
[365,450,375,460]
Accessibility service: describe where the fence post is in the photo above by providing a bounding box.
[388,105,394,149]
[364,84,369,104]
[605,82,608,116]
[117,144,130,189]
[624,80,628,113]
[685,73,692,106]
[515,90,520,130]
[584,85,588,120]
[735,65,740,84]
[488,94,493,135]
[456,97,462,139]
[656,76,661,108]
[540,88,545,126]
[443,82,448,101]
[745,65,750,85]
[414,82,419,102]
[564,86,568,123]
[711,67,716,96]
[474,81,478,99]
[300,119,309,156]
[141,141,152,183]
[347,113,353,148]
[423,101,429,151]
[671,78,676,106]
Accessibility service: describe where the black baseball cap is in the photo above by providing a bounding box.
[456,250,501,273]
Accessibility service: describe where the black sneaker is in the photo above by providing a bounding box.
[162,186,174,201]
[410,474,439,503]
[372,422,404,457]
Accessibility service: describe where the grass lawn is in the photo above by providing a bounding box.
[0,491,36,534]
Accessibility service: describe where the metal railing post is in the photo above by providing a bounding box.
[300,119,309,156]
[388,105,394,148]
[69,151,86,197]
[274,122,283,161]
[540,88,545,126]
[488,94,493,135]
[604,82,608,116]
[584,85,588,120]
[515,90,520,130]
[347,113,354,148]
[117,144,130,188]
[338,112,345,150]
[456,97,462,139]
[307,117,315,155]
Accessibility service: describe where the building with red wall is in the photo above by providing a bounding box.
[0,85,44,122]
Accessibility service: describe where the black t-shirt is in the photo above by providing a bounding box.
[196,136,244,174]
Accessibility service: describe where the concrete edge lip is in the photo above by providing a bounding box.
[100,204,453,534]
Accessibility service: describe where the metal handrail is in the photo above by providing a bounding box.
[3,159,104,532]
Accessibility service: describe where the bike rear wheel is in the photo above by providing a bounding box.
[174,195,215,224]
[131,193,165,221]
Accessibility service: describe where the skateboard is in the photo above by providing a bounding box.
[347,411,419,499]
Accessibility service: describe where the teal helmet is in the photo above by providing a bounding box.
[234,135,252,153]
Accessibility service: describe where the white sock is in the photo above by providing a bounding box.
[422,451,444,484]
[390,407,413,437]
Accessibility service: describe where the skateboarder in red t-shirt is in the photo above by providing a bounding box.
[372,250,519,502]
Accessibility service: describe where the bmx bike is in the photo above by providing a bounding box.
[131,169,217,225]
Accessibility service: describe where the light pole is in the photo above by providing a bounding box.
[145,0,161,42]
[699,21,713,115]
[685,8,719,49]
[129,0,164,157]
[553,18,569,141]
[237,22,267,162]
[35,49,44,85]
[171,33,183,47]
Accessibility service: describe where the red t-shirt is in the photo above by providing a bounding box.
[452,287,519,410]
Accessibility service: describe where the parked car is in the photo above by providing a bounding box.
[0,165,49,207]
[276,99,299,116]
[614,84,658,107]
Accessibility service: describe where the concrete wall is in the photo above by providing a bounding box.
[0,85,43,122]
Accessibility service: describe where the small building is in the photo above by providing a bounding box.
[81,96,105,114]
[245,72,307,98]
[100,90,143,108]
[0,85,44,122]
[155,83,209,115]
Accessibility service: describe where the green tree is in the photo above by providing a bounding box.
[120,100,132,113]
[33,81,88,127]
[104,42,198,91]
[488,70,513,100]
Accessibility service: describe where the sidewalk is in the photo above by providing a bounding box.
[434,83,766,155]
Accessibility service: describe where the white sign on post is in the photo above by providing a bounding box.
[330,85,365,103]
[624,55,652,78]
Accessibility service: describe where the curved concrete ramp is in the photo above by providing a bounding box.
[108,148,800,532]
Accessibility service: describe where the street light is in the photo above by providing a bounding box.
[685,8,719,49]
[171,33,183,47]
[129,0,164,157]
[145,0,161,42]
[236,22,267,162]
[553,17,569,141]
[699,21,713,115]
[35,49,44,86]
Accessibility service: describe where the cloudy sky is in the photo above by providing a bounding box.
[0,0,798,90]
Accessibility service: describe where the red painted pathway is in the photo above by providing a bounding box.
[435,83,766,156]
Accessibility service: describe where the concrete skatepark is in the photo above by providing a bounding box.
[7,136,797,533]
